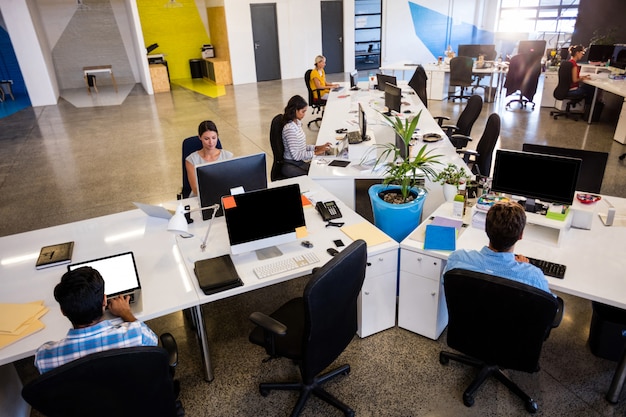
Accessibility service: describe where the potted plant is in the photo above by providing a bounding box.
[435,163,471,202]
[367,110,442,242]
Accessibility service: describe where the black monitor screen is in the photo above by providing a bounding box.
[358,102,368,141]
[518,40,546,58]
[384,82,401,115]
[376,73,396,91]
[458,44,496,59]
[197,153,267,220]
[586,44,615,63]
[350,70,358,89]
[223,183,305,256]
[491,150,581,206]
[395,132,408,160]
[522,144,608,194]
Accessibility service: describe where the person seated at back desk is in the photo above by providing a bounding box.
[310,55,340,101]
[185,120,234,197]
[443,201,552,294]
[35,266,158,374]
[567,44,594,107]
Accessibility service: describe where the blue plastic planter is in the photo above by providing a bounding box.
[368,184,427,242]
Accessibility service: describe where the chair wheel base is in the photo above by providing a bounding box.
[463,392,475,407]
[526,399,538,413]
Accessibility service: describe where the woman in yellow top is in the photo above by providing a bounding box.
[309,55,340,101]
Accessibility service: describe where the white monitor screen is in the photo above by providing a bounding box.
[68,252,140,297]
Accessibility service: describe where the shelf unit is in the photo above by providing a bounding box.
[355,0,382,71]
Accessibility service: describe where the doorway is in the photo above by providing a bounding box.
[250,3,281,81]
[321,1,344,74]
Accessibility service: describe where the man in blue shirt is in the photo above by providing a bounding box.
[444,201,552,294]
[35,266,158,373]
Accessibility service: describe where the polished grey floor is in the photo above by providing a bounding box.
[6,76,626,417]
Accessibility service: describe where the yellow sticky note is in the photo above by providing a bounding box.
[295,226,308,238]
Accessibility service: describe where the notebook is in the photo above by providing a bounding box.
[194,255,243,295]
[133,202,173,219]
[68,252,143,314]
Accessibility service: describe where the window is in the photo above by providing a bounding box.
[497,0,580,34]
[355,0,382,70]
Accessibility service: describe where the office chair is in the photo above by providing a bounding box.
[305,69,327,129]
[178,135,222,199]
[408,65,428,108]
[504,53,541,110]
[440,269,563,413]
[456,113,500,177]
[0,80,14,102]
[447,56,474,102]
[550,60,585,121]
[433,94,483,149]
[249,239,368,417]
[22,333,184,417]
[269,113,288,181]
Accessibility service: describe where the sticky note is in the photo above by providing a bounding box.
[222,195,236,210]
[295,226,308,238]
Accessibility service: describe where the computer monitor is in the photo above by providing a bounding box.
[611,45,626,69]
[491,150,581,211]
[517,40,546,59]
[358,102,369,141]
[395,132,408,160]
[384,82,401,115]
[349,70,359,90]
[223,183,305,258]
[376,73,396,91]
[586,44,615,63]
[458,44,497,60]
[522,144,608,194]
[197,153,267,220]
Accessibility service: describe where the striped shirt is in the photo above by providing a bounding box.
[282,120,314,161]
[34,318,158,373]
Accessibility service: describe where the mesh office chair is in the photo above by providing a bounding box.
[550,60,585,120]
[249,240,368,417]
[441,269,563,413]
[434,94,483,149]
[408,65,428,108]
[456,113,500,177]
[504,53,541,110]
[269,114,288,181]
[178,135,222,199]
[305,69,327,129]
[22,333,184,417]
[447,56,474,102]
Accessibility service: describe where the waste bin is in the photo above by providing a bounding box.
[589,301,626,361]
[189,59,203,79]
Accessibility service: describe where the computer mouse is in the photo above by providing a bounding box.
[301,240,313,248]
[403,110,412,114]
[327,248,339,256]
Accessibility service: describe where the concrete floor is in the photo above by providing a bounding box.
[5,76,626,416]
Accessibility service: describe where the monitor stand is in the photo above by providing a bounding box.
[255,246,283,260]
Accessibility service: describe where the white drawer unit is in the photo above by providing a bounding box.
[357,248,398,338]
[397,250,448,340]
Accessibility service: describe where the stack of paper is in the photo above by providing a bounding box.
[0,301,48,349]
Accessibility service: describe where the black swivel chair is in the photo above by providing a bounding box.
[22,333,184,417]
[305,69,327,129]
[456,112,500,177]
[178,135,222,199]
[269,113,288,181]
[434,94,483,149]
[447,56,474,102]
[408,64,428,108]
[550,60,585,120]
[440,269,563,413]
[249,239,368,417]
[504,53,542,110]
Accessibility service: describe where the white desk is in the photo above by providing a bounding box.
[83,65,118,94]
[398,195,626,341]
[585,75,626,143]
[308,82,471,221]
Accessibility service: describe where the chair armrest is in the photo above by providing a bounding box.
[441,124,460,137]
[456,149,479,164]
[433,116,450,126]
[249,312,287,336]
[449,134,472,149]
[552,296,564,328]
[160,332,178,367]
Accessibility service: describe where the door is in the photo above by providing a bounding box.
[321,1,344,74]
[250,3,281,81]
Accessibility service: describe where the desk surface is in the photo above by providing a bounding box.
[585,75,626,98]
[402,197,626,309]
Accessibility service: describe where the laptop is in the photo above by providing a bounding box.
[68,252,143,314]
[133,202,173,219]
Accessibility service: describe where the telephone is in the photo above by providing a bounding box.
[315,201,342,221]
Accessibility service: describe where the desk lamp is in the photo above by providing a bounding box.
[168,203,220,251]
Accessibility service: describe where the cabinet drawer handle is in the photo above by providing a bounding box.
[366,262,372,267]
[364,291,370,295]
[431,292,436,296]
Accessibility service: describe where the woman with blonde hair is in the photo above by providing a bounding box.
[309,55,340,100]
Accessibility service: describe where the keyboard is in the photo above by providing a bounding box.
[332,86,344,93]
[346,131,363,144]
[253,252,320,279]
[527,257,566,279]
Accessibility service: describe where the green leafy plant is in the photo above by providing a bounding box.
[435,163,470,186]
[368,110,443,203]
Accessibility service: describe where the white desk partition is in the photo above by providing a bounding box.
[308,81,471,220]
[585,75,626,143]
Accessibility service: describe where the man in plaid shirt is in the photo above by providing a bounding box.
[35,266,158,373]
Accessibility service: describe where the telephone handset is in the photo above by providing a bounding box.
[315,201,342,221]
